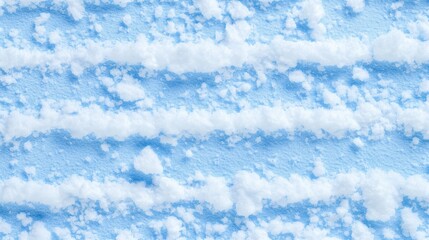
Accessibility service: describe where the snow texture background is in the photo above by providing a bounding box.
[0,0,429,239]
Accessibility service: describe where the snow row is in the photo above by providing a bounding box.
[0,99,428,141]
[1,167,428,239]
[1,29,427,74]
[0,34,368,74]
[0,0,137,20]
[0,169,427,223]
[0,0,327,22]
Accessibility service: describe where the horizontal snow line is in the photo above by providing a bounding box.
[0,169,427,221]
[0,100,428,141]
[1,29,428,74]
[0,36,370,74]
[0,0,135,20]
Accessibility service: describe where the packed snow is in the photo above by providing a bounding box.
[0,0,428,239]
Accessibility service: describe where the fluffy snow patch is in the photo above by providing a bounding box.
[352,66,369,81]
[419,79,429,93]
[352,221,374,240]
[151,217,184,240]
[322,89,342,106]
[66,0,84,20]
[297,0,326,39]
[23,141,33,152]
[401,208,424,239]
[185,149,193,158]
[17,213,32,227]
[228,1,252,20]
[0,75,17,85]
[100,75,146,102]
[288,70,313,91]
[382,228,398,239]
[24,166,36,177]
[412,137,420,145]
[133,146,163,175]
[53,227,73,240]
[116,228,141,240]
[101,143,110,152]
[346,0,365,13]
[19,222,51,240]
[352,138,364,148]
[312,158,326,177]
[122,14,132,27]
[195,0,223,20]
[373,29,429,63]
[0,218,11,234]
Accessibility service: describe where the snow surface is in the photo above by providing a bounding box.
[0,0,429,239]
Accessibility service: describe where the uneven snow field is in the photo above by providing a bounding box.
[0,0,429,239]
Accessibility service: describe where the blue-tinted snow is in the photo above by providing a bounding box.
[0,0,429,239]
